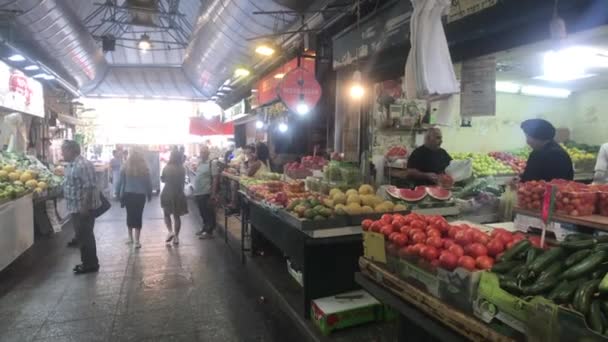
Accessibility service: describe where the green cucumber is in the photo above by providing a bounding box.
[525,248,542,266]
[561,239,596,250]
[561,251,607,280]
[537,261,564,282]
[529,247,565,273]
[522,277,560,296]
[594,243,608,252]
[600,300,608,316]
[491,260,522,274]
[590,263,608,279]
[497,274,516,282]
[556,278,588,303]
[500,279,523,295]
[574,279,601,316]
[506,263,527,277]
[501,240,532,262]
[600,273,608,293]
[548,280,569,301]
[566,233,593,242]
[590,300,604,333]
[565,249,592,267]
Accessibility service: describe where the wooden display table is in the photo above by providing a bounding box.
[357,258,515,342]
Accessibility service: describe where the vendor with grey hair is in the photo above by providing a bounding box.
[406,127,452,186]
[519,118,573,182]
[62,140,101,274]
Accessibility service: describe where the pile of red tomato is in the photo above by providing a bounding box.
[519,180,600,217]
[362,213,529,272]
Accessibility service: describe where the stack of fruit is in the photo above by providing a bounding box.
[0,163,57,201]
[452,152,514,177]
[326,184,406,215]
[489,152,526,174]
[561,144,596,165]
[284,156,328,179]
[492,234,608,336]
[518,180,597,216]
[246,181,311,206]
[594,185,608,216]
[287,196,335,221]
[364,213,526,271]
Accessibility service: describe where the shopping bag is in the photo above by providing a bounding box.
[445,159,473,182]
[93,191,111,218]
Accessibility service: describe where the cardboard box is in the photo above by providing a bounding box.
[311,290,385,336]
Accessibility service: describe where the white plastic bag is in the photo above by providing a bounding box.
[445,159,473,182]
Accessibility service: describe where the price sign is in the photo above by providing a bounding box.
[363,231,387,263]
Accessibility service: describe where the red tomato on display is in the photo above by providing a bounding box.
[491,228,509,238]
[439,251,458,271]
[388,232,400,242]
[408,229,424,238]
[512,233,525,243]
[400,226,411,235]
[405,246,418,256]
[528,236,542,248]
[427,229,441,238]
[495,232,514,245]
[426,236,444,249]
[392,217,406,231]
[411,220,426,230]
[380,225,393,237]
[448,244,464,257]
[486,240,505,257]
[430,259,441,268]
[443,239,456,249]
[505,240,516,250]
[393,234,409,247]
[458,256,476,271]
[474,233,490,245]
[448,226,461,239]
[361,219,374,231]
[381,214,393,225]
[467,243,488,257]
[411,243,425,256]
[454,230,472,246]
[476,256,494,270]
[422,246,440,261]
[412,232,427,244]
[370,221,382,233]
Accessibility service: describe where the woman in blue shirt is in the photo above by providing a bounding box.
[117,149,152,249]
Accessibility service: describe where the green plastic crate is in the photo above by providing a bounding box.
[311,290,385,336]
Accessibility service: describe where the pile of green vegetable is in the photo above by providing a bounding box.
[492,234,608,335]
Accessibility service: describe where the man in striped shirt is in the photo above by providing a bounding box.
[62,140,100,274]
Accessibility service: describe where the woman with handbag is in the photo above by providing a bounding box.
[117,148,152,249]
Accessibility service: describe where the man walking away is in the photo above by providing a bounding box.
[62,140,101,274]
[194,146,220,239]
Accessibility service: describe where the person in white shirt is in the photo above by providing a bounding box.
[593,143,608,184]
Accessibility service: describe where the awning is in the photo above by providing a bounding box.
[189,117,234,136]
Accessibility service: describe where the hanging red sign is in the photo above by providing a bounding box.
[277,67,322,114]
[189,117,234,136]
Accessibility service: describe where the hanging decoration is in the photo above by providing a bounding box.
[277,67,322,116]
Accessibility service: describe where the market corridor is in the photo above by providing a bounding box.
[0,198,296,342]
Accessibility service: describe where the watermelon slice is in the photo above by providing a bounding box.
[399,186,427,202]
[426,186,452,201]
[386,186,402,200]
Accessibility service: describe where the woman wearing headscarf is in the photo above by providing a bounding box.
[117,148,152,249]
[519,118,574,182]
[160,149,188,245]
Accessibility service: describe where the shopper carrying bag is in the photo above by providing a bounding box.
[193,146,220,239]
[117,148,153,249]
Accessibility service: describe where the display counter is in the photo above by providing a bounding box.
[238,191,363,318]
[0,193,34,271]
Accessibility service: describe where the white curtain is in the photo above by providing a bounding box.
[404,0,459,99]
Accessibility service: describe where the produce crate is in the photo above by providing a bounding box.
[474,272,558,340]
[384,254,481,313]
[554,306,606,342]
[276,209,349,231]
[310,289,386,336]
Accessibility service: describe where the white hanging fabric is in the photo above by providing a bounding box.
[404,0,459,99]
[0,113,27,152]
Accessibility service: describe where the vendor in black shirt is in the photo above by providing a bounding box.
[406,127,452,186]
[519,119,574,182]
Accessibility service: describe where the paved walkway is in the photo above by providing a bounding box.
[0,198,298,342]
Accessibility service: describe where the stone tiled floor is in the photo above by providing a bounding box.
[0,198,297,342]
